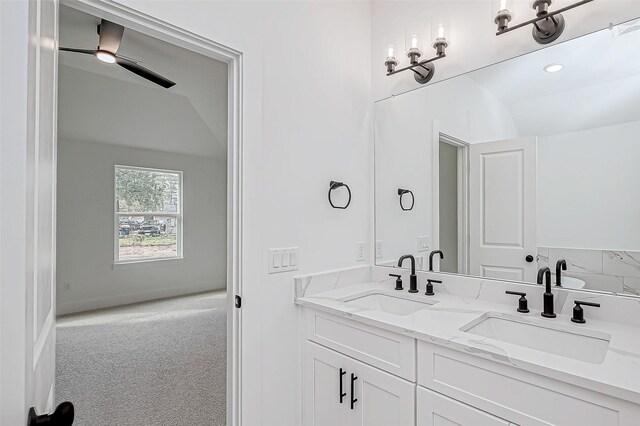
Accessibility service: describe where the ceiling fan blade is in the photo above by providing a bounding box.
[98,20,125,54]
[116,57,176,89]
[59,47,98,55]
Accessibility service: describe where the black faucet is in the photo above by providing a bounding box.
[555,259,567,287]
[537,267,556,318]
[398,254,418,293]
[428,250,444,272]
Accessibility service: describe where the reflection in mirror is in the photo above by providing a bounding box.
[375,19,640,297]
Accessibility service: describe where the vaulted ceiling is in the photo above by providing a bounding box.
[58,5,228,158]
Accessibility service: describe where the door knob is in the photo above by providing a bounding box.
[28,402,74,426]
[525,255,534,263]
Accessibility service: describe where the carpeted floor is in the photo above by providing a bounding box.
[56,291,227,426]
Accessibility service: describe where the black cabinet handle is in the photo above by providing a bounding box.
[350,373,358,409]
[339,368,347,403]
[28,402,74,426]
[525,255,534,263]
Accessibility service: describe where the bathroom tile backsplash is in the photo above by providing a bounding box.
[538,247,640,295]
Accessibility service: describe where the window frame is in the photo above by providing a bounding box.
[113,165,184,264]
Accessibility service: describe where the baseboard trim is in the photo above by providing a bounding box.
[57,281,226,316]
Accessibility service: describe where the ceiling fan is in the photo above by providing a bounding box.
[60,19,176,89]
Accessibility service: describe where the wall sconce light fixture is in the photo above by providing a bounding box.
[494,0,593,44]
[385,22,449,85]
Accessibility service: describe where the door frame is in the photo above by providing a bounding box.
[431,120,470,275]
[50,0,244,424]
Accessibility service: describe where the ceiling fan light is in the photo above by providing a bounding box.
[95,50,116,64]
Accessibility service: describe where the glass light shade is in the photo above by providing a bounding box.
[405,24,426,53]
[431,17,451,47]
[387,43,395,59]
[434,23,447,42]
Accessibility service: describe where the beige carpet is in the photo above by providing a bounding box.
[55,291,227,426]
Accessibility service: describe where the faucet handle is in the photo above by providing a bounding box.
[425,279,441,296]
[505,291,529,313]
[389,274,403,291]
[571,300,600,324]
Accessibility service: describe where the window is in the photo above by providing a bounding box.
[115,166,183,263]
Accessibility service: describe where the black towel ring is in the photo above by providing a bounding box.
[329,181,352,209]
[398,188,414,211]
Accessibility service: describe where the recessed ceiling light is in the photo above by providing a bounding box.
[544,64,563,73]
[95,50,116,64]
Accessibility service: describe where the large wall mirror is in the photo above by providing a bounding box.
[375,18,640,297]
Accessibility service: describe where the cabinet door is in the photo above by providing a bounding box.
[304,341,415,426]
[418,387,510,426]
[352,359,415,426]
[303,342,353,426]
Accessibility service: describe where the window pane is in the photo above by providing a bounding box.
[115,167,180,214]
[117,215,178,262]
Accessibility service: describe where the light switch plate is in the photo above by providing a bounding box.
[417,235,430,252]
[268,247,299,274]
[375,240,383,259]
[356,242,366,262]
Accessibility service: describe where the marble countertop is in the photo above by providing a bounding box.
[296,280,640,405]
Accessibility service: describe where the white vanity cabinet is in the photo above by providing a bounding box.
[303,341,415,426]
[302,308,640,426]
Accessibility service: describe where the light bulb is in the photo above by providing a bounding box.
[95,50,116,64]
[411,35,418,49]
[437,23,445,39]
[388,46,394,58]
[500,0,508,10]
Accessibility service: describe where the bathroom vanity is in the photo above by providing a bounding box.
[295,266,640,425]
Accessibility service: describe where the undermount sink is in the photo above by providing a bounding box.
[560,276,586,289]
[343,293,438,316]
[460,314,611,364]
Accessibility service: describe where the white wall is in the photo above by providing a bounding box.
[372,0,640,101]
[56,140,227,315]
[538,120,640,251]
[374,75,518,267]
[112,2,372,425]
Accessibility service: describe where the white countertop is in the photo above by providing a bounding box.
[296,280,640,405]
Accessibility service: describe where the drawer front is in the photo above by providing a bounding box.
[417,386,510,426]
[304,310,415,380]
[417,341,630,426]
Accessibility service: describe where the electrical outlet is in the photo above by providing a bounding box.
[63,282,72,292]
[417,235,430,252]
[356,242,366,262]
[375,240,383,259]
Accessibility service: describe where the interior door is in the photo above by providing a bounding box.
[0,0,61,424]
[469,137,537,283]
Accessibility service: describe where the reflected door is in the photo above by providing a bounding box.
[469,137,537,282]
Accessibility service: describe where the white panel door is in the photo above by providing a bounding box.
[0,0,59,424]
[417,387,510,426]
[469,138,537,283]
